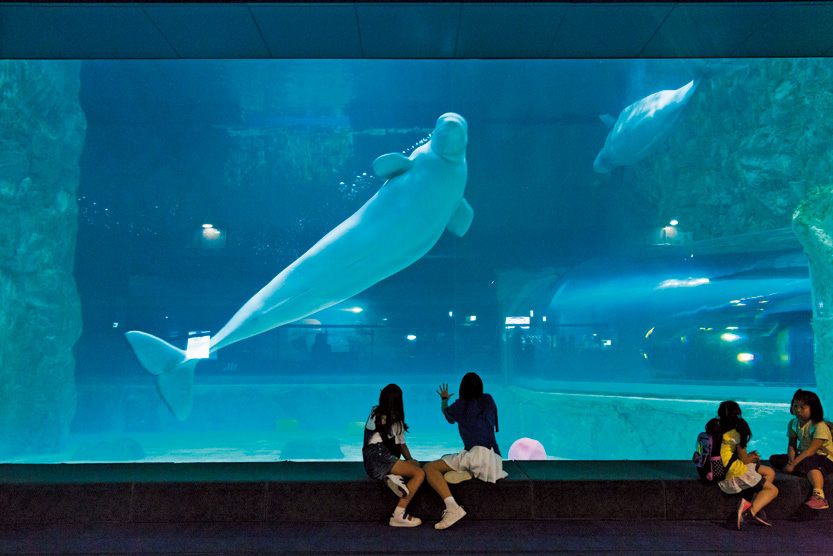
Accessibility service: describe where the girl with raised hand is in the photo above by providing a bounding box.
[424,372,507,530]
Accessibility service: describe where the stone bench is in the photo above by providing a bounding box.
[1,461,831,524]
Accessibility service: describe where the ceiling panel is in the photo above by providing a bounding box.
[457,3,565,58]
[549,3,674,58]
[250,3,362,58]
[356,3,460,59]
[30,4,175,59]
[732,3,833,57]
[0,5,50,58]
[2,2,833,60]
[145,4,270,59]
[641,4,775,58]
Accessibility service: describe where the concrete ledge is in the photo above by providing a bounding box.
[1,461,831,525]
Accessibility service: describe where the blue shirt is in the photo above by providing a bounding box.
[443,394,501,455]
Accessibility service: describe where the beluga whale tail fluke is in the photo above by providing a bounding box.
[126,112,471,420]
[125,330,199,420]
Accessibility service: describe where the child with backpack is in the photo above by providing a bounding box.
[362,383,425,527]
[769,389,833,510]
[694,401,778,529]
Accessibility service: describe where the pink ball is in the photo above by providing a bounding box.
[508,437,547,460]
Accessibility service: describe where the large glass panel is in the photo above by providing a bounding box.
[1,59,826,462]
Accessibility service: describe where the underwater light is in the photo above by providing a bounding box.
[448,311,453,318]
[342,306,363,314]
[529,310,534,317]
[737,353,755,363]
[505,316,530,326]
[202,223,213,229]
[726,326,739,330]
[406,334,417,341]
[542,316,547,322]
[202,227,221,240]
[467,315,477,322]
[657,277,709,289]
[669,219,679,226]
[112,322,119,328]
[720,333,741,342]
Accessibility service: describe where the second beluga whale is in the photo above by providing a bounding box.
[126,112,473,419]
[593,79,698,173]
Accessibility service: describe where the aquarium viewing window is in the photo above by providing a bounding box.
[1,56,830,464]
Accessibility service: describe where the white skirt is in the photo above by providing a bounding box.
[442,446,508,483]
[718,462,762,495]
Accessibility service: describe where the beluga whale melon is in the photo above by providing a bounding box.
[593,79,698,174]
[126,113,473,419]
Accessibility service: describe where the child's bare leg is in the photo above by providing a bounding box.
[424,459,454,500]
[390,459,425,510]
[751,483,779,515]
[751,466,778,515]
[759,465,775,486]
[808,469,824,492]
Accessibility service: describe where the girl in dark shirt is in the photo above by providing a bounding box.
[424,372,507,530]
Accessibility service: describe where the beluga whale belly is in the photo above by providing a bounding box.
[126,113,473,419]
[593,79,698,174]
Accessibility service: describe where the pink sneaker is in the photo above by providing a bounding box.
[737,498,752,530]
[805,494,829,510]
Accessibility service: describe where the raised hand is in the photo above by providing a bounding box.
[437,383,455,401]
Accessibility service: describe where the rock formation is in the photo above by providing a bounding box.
[0,61,86,456]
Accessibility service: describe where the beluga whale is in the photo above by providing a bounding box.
[126,113,473,420]
[593,79,698,174]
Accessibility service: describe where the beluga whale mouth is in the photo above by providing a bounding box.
[431,113,468,159]
[125,113,473,420]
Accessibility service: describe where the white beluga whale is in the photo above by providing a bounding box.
[126,112,472,419]
[593,79,698,173]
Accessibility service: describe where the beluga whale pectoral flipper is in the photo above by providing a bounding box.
[593,79,698,174]
[126,112,471,420]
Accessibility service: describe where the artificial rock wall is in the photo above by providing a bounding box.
[0,61,86,456]
[793,187,833,404]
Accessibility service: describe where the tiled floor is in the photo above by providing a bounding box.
[2,518,833,555]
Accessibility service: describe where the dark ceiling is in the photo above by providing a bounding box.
[2,1,833,60]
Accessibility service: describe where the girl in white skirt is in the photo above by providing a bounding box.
[715,400,779,530]
[424,372,507,530]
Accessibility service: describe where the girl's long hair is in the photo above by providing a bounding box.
[371,383,409,438]
[718,400,752,448]
[459,372,484,400]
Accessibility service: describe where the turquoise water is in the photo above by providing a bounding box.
[1,58,827,463]
[8,379,794,463]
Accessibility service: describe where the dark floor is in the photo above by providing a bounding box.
[2,518,833,555]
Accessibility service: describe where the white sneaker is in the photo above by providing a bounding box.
[385,474,409,498]
[434,505,466,530]
[389,513,422,527]
[444,470,473,484]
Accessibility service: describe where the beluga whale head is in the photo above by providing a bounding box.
[430,112,467,159]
